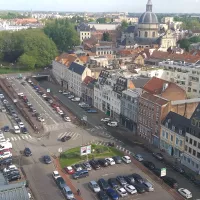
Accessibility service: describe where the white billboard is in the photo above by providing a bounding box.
[80,145,91,156]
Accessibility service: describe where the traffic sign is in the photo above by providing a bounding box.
[161,168,166,177]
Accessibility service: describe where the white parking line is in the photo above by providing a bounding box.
[14,137,17,141]
[18,136,21,140]
[11,137,14,141]
[21,136,24,139]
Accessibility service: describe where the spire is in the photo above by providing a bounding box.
[146,0,153,12]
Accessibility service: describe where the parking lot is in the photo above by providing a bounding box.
[70,161,175,200]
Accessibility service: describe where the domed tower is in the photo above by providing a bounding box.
[138,0,159,38]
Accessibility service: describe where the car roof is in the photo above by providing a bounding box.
[124,156,130,159]
[180,188,191,194]
[90,180,97,185]
[63,185,71,191]
[53,170,59,174]
[67,166,73,170]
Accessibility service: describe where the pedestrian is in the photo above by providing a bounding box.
[77,189,81,195]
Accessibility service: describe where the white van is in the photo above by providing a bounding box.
[0,142,12,150]
[14,125,20,133]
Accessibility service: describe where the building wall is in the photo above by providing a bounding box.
[80,31,91,42]
[182,133,200,173]
[81,84,94,105]
[138,23,159,38]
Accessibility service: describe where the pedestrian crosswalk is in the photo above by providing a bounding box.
[87,126,107,132]
[57,132,80,140]
[6,134,34,142]
[44,122,70,132]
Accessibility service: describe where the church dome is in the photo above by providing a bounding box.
[139,12,158,24]
[138,0,158,24]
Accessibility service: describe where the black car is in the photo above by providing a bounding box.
[98,178,110,191]
[152,152,164,161]
[162,176,178,189]
[61,136,71,142]
[133,183,146,193]
[108,178,119,189]
[124,175,135,184]
[24,147,32,156]
[142,161,156,170]
[7,174,21,182]
[89,160,101,170]
[97,191,109,200]
[116,176,127,186]
[98,159,109,167]
[132,173,144,184]
[112,156,122,164]
[0,157,12,166]
[183,172,195,181]
[152,168,161,177]
[172,164,185,174]
[194,179,200,187]
[21,127,28,134]
[43,155,52,164]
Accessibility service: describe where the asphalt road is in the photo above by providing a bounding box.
[38,80,200,200]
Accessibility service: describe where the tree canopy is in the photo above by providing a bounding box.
[0,29,58,69]
[178,36,200,51]
[44,19,80,52]
[0,12,29,19]
[102,32,111,41]
[174,16,200,30]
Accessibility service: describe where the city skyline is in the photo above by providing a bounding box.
[0,0,200,13]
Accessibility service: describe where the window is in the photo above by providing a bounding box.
[187,158,190,163]
[166,132,168,139]
[162,130,165,138]
[193,150,196,156]
[186,136,188,142]
[198,143,200,149]
[172,126,175,131]
[196,164,199,169]
[176,138,179,145]
[185,145,188,151]
[152,32,156,37]
[170,135,173,142]
[197,152,200,159]
[189,147,192,154]
[194,140,197,147]
[145,31,148,37]
[190,138,193,144]
[192,161,194,166]
[180,140,183,147]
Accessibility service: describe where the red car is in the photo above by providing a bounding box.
[0,149,10,155]
[64,166,75,174]
[51,103,59,109]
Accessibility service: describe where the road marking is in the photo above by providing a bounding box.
[18,136,21,140]
[14,137,17,141]
[58,132,64,138]
[25,135,28,139]
[11,137,14,141]
[21,136,24,139]
[28,135,32,139]
[95,126,100,129]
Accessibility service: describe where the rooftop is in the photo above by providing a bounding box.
[68,62,86,75]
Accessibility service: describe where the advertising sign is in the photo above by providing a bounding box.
[160,168,166,177]
[80,145,91,156]
[47,88,50,93]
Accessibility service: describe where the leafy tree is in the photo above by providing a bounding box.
[96,18,106,24]
[102,32,111,41]
[178,39,191,51]
[18,54,36,69]
[121,20,129,31]
[44,19,80,52]
[189,36,200,43]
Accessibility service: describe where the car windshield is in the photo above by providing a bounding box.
[93,184,98,188]
[67,191,72,195]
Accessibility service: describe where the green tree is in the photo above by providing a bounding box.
[44,19,80,52]
[102,32,111,41]
[96,18,106,24]
[121,20,129,31]
[189,36,200,43]
[18,54,36,69]
[178,39,191,51]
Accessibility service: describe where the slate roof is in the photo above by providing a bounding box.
[124,26,135,33]
[162,111,189,136]
[0,181,29,200]
[134,37,161,45]
[68,62,86,75]
[131,77,150,88]
[139,12,158,24]
[121,38,136,46]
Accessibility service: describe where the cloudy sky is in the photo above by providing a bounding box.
[0,0,199,13]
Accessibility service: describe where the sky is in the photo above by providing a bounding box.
[0,0,200,13]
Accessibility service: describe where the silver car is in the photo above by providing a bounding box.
[82,162,92,171]
[63,186,74,199]
[89,181,101,193]
[143,180,154,192]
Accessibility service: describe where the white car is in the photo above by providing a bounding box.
[135,154,144,162]
[124,184,137,194]
[38,117,45,122]
[17,92,24,97]
[122,156,131,164]
[105,157,116,165]
[0,138,10,143]
[3,165,17,173]
[0,151,12,159]
[79,102,85,106]
[52,171,61,180]
[178,188,192,199]
[0,142,12,151]
[88,181,101,193]
[101,118,110,122]
[68,95,74,99]
[64,116,71,122]
[14,125,20,133]
[0,94,4,99]
[107,121,118,127]
[71,97,80,102]
[0,133,5,139]
[18,122,24,128]
[58,110,64,115]
[116,187,128,197]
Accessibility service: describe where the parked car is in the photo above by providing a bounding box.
[133,183,146,193]
[116,176,127,186]
[37,116,45,122]
[178,188,192,199]
[14,125,20,134]
[105,157,115,165]
[61,135,71,142]
[142,161,156,170]
[0,151,12,159]
[98,178,110,191]
[89,181,101,193]
[89,160,101,170]
[121,156,131,164]
[62,185,74,199]
[73,164,83,172]
[52,171,61,180]
[143,180,154,192]
[73,169,89,179]
[107,121,118,127]
[21,127,28,134]
[172,164,185,174]
[0,157,12,166]
[135,154,144,162]
[68,95,74,99]
[18,122,24,128]
[116,187,128,197]
[162,176,178,189]
[152,168,161,177]
[62,115,71,122]
[108,178,119,189]
[71,97,80,102]
[24,147,32,156]
[56,177,67,189]
[124,184,137,195]
[101,118,110,122]
[106,188,119,200]
[87,109,97,113]
[82,162,92,171]
[124,175,135,185]
[98,159,109,167]
[112,156,122,164]
[7,173,21,182]
[43,155,52,164]
[132,174,144,184]
[64,166,75,174]
[97,191,109,200]
[3,165,17,173]
[152,152,164,161]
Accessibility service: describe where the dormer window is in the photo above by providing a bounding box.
[172,125,175,131]
[165,122,168,128]
[179,129,182,135]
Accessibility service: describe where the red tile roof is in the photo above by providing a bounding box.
[83,76,96,85]
[55,53,78,67]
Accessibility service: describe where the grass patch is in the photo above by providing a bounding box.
[0,67,36,74]
[59,144,124,168]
